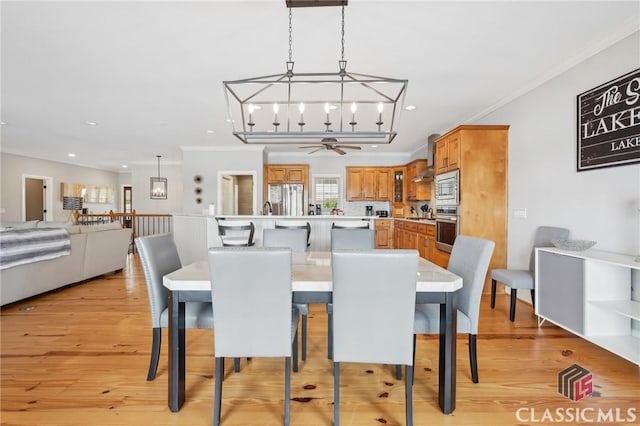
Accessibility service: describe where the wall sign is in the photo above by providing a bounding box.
[577,68,640,171]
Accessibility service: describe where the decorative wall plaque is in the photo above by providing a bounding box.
[577,68,640,171]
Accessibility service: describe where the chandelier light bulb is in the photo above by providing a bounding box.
[299,103,305,114]
[273,103,279,114]
[376,102,384,130]
[349,102,358,131]
[324,103,331,114]
[248,104,255,114]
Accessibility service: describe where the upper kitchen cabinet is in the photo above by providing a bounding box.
[435,133,460,174]
[265,164,308,184]
[346,167,391,201]
[406,159,431,201]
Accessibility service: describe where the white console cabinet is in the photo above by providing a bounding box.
[535,248,640,365]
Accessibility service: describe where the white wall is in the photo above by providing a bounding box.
[180,146,264,215]
[475,32,640,269]
[0,153,120,221]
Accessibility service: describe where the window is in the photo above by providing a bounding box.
[313,175,341,210]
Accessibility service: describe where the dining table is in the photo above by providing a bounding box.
[162,251,463,414]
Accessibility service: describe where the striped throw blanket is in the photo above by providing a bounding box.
[0,228,71,270]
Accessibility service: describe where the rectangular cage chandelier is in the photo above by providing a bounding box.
[223,3,408,145]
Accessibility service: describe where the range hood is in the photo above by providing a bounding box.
[412,167,434,183]
[411,133,439,182]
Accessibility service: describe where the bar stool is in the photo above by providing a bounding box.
[217,219,256,247]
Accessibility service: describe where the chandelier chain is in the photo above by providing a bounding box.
[340,5,345,61]
[288,8,293,63]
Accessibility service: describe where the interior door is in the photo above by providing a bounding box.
[25,178,45,221]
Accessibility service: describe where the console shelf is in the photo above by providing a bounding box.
[535,248,640,366]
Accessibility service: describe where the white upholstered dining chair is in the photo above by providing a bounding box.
[490,226,570,321]
[263,228,310,361]
[208,247,299,426]
[414,235,494,383]
[135,233,213,381]
[332,249,419,426]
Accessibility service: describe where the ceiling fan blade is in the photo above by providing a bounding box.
[299,145,323,149]
[335,145,362,150]
[333,147,347,155]
[308,147,325,154]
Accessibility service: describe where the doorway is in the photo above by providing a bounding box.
[22,175,53,221]
[217,171,257,216]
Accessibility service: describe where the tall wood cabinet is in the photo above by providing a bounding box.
[434,125,509,292]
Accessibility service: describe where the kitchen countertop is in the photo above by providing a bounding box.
[397,217,437,225]
[214,215,382,220]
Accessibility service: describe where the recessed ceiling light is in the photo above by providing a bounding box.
[371,145,378,148]
[68,153,76,158]
[405,105,417,111]
[0,121,7,125]
[207,130,216,134]
[122,165,128,168]
[85,121,98,126]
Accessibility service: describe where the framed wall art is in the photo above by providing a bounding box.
[577,68,640,171]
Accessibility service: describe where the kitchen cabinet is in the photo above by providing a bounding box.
[346,167,391,201]
[435,134,459,174]
[374,219,392,248]
[536,248,639,365]
[434,125,509,291]
[263,164,309,211]
[391,167,406,218]
[265,164,308,184]
[406,159,431,201]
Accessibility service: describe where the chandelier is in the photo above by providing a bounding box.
[223,2,408,145]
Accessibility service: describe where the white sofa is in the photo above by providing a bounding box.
[0,221,132,306]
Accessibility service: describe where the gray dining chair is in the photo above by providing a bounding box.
[217,219,256,247]
[275,220,311,247]
[414,235,494,383]
[332,249,419,426]
[491,226,570,321]
[330,228,375,250]
[208,247,299,426]
[135,233,214,381]
[331,221,370,229]
[263,228,310,361]
[327,228,376,359]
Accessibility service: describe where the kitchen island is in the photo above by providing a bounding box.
[172,214,380,264]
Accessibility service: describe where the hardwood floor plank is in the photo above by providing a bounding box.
[1,254,638,425]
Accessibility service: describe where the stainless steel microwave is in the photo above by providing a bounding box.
[435,169,459,206]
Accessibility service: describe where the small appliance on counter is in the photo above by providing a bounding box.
[315,204,322,215]
[308,204,315,215]
[375,210,389,217]
[365,205,374,216]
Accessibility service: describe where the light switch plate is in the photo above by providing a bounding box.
[514,208,527,218]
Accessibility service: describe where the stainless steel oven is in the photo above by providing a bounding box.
[435,206,458,253]
[435,169,459,207]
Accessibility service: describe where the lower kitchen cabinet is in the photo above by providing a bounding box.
[374,219,392,248]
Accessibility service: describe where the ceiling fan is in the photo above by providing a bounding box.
[298,138,362,155]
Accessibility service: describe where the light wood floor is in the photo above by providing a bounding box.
[1,254,638,426]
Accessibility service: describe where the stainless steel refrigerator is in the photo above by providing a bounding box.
[268,183,304,216]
